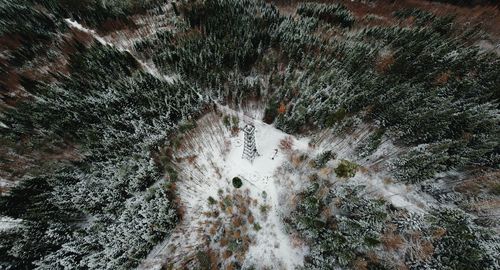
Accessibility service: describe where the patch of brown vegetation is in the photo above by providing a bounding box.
[455,170,500,197]
[408,231,434,261]
[432,227,447,240]
[434,70,451,86]
[247,213,254,224]
[0,139,82,190]
[419,240,434,261]
[454,178,482,195]
[290,152,304,167]
[278,102,287,114]
[0,34,23,50]
[223,250,232,259]
[279,136,294,151]
[0,70,22,107]
[186,155,198,164]
[358,166,369,174]
[375,53,395,74]
[382,233,405,251]
[268,0,500,42]
[232,216,242,227]
[365,251,380,264]
[187,189,260,269]
[353,257,368,270]
[319,167,332,178]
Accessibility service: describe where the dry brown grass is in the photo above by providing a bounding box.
[232,216,242,227]
[358,166,369,174]
[220,237,228,247]
[432,227,447,240]
[419,240,434,261]
[247,214,254,224]
[353,257,368,270]
[319,167,332,178]
[223,250,232,259]
[233,229,241,239]
[455,170,500,196]
[396,262,410,270]
[279,136,294,151]
[98,18,137,34]
[382,233,405,251]
[366,251,380,264]
[408,231,435,261]
[186,155,198,164]
[209,225,218,236]
[290,152,304,167]
[454,179,482,195]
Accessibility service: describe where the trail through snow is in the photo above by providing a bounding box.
[64,18,178,83]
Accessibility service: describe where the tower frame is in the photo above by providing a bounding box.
[242,124,258,161]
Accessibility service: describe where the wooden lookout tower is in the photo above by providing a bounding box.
[242,124,258,161]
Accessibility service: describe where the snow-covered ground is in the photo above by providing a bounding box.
[138,105,429,269]
[220,108,311,269]
[0,216,21,231]
[139,106,311,269]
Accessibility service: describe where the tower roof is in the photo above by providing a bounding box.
[243,124,255,134]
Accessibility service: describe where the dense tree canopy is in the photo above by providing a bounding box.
[0,0,498,269]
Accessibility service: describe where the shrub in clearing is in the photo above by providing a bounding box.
[232,116,239,128]
[334,160,358,178]
[259,204,270,214]
[196,250,213,269]
[208,196,216,205]
[223,115,231,127]
[232,177,243,188]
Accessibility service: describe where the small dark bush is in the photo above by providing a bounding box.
[207,196,216,205]
[232,177,243,188]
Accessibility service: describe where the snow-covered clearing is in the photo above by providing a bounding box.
[140,106,310,269]
[138,105,428,269]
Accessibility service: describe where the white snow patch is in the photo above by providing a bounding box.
[0,216,22,231]
[221,108,309,269]
[65,19,110,46]
[0,177,14,190]
[139,106,310,269]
